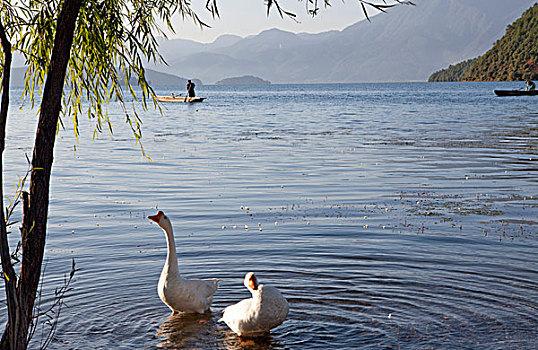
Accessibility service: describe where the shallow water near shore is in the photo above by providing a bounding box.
[2,82,538,349]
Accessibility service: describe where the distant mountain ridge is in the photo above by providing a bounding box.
[10,67,198,88]
[215,75,270,85]
[125,69,202,88]
[151,0,536,83]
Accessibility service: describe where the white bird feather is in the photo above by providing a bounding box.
[148,211,218,314]
[220,272,289,336]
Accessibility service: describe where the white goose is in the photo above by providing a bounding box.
[148,211,218,314]
[219,272,289,337]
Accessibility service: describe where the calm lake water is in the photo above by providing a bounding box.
[2,82,537,349]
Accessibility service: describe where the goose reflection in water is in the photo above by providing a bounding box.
[222,332,281,350]
[155,312,220,349]
[155,313,284,349]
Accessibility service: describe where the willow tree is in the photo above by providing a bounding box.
[0,1,412,348]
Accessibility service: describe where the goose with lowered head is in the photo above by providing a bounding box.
[148,211,218,314]
[219,272,289,337]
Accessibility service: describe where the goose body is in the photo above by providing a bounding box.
[220,272,289,336]
[148,211,218,314]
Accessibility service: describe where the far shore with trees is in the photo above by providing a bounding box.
[429,3,537,82]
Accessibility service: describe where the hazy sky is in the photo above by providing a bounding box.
[163,0,376,42]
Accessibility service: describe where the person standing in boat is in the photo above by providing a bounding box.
[526,80,536,91]
[187,79,196,97]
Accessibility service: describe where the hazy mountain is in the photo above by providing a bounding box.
[10,67,199,89]
[215,75,271,85]
[152,0,536,83]
[155,34,242,65]
[137,69,202,87]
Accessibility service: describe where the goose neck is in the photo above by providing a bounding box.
[163,226,179,273]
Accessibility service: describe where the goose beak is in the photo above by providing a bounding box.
[148,211,164,223]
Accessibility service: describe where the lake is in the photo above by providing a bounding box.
[2,82,537,349]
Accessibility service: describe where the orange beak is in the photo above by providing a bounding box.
[148,211,164,223]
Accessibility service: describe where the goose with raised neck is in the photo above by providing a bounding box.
[148,211,218,314]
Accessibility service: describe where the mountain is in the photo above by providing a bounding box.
[428,58,479,82]
[10,67,197,89]
[135,69,202,87]
[215,75,271,85]
[463,4,538,81]
[151,0,536,83]
[155,34,242,64]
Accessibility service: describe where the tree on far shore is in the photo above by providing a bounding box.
[0,1,412,348]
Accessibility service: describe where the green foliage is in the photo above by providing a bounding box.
[463,4,538,81]
[428,58,478,82]
[428,4,538,82]
[12,0,193,157]
[3,0,220,158]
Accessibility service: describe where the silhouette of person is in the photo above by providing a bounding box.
[526,80,535,91]
[187,80,196,97]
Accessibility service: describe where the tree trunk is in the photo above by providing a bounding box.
[0,19,22,350]
[1,1,82,349]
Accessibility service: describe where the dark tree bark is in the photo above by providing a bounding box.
[1,0,83,348]
[0,18,22,350]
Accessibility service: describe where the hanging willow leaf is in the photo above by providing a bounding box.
[361,2,370,22]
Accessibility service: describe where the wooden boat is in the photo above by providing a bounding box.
[156,95,206,103]
[494,90,538,97]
